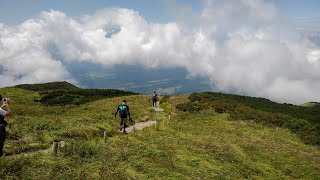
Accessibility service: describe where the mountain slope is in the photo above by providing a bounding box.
[0,84,319,179]
[177,92,320,145]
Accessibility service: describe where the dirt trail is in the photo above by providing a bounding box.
[121,107,164,133]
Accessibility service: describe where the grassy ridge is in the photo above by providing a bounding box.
[0,84,319,179]
[177,92,320,145]
[0,94,319,179]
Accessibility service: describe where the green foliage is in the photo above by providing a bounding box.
[177,92,320,145]
[14,81,79,91]
[160,95,171,103]
[14,81,138,106]
[39,88,138,106]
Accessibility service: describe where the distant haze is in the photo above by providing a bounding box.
[0,0,320,104]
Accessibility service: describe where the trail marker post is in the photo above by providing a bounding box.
[52,142,59,156]
[104,131,108,143]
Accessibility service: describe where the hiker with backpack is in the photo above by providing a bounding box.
[152,91,158,108]
[114,100,131,134]
[0,95,11,157]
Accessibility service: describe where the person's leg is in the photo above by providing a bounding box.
[0,128,5,157]
[119,118,123,131]
[0,141,4,157]
[153,99,156,107]
[123,118,127,133]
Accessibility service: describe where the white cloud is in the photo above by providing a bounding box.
[0,0,320,104]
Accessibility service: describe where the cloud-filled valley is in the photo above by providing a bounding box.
[0,0,320,104]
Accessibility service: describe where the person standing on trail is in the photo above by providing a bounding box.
[152,91,158,108]
[0,95,11,157]
[114,100,131,134]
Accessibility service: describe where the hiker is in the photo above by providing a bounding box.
[0,95,11,157]
[114,100,131,134]
[152,91,158,107]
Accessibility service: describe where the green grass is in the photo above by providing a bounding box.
[0,85,319,179]
[177,92,320,145]
[301,102,320,107]
[0,87,152,155]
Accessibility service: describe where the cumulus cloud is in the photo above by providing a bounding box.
[0,0,320,104]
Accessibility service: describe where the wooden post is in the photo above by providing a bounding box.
[168,114,171,120]
[104,131,108,143]
[52,142,59,156]
[133,126,136,133]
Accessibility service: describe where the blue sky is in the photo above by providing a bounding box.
[0,0,202,24]
[1,0,319,28]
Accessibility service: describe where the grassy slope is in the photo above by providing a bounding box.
[0,89,319,179]
[301,102,320,107]
[0,87,154,155]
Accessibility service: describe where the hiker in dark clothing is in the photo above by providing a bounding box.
[152,91,158,108]
[114,100,131,134]
[0,95,11,157]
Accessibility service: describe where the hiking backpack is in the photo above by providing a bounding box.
[152,93,158,100]
[119,105,128,117]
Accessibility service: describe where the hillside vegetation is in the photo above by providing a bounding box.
[14,81,79,91]
[15,81,138,106]
[301,102,320,107]
[177,92,320,145]
[0,83,319,179]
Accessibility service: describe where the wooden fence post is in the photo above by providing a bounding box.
[52,142,59,156]
[104,131,108,143]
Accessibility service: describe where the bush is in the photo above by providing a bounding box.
[14,81,79,91]
[176,102,206,112]
[39,89,138,106]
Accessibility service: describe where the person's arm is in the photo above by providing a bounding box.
[5,104,11,116]
[2,99,11,116]
[114,106,119,118]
